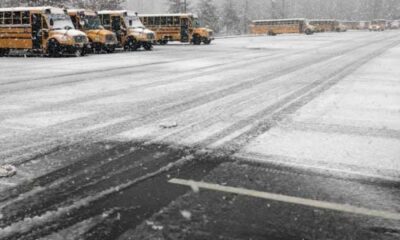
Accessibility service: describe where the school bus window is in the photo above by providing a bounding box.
[173,16,179,26]
[70,16,78,28]
[166,16,172,26]
[142,17,147,25]
[148,17,154,25]
[12,11,21,24]
[4,11,11,24]
[160,17,166,26]
[102,14,110,27]
[0,12,3,24]
[22,11,30,24]
[154,17,160,25]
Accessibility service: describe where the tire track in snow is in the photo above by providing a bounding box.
[206,38,400,151]
[0,33,396,166]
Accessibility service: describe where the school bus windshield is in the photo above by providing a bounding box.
[83,15,102,30]
[125,16,144,29]
[50,14,74,30]
[193,17,202,28]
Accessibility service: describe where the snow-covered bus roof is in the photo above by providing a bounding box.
[138,13,197,18]
[309,19,336,22]
[0,6,65,14]
[67,9,96,16]
[98,10,143,17]
[252,18,306,23]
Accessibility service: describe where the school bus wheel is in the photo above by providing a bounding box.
[305,29,313,35]
[192,35,201,45]
[105,46,116,53]
[125,37,139,51]
[91,42,102,54]
[0,49,9,57]
[203,39,211,45]
[267,30,276,36]
[75,47,86,57]
[158,39,168,45]
[47,39,61,57]
[143,43,153,51]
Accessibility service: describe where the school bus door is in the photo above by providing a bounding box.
[180,17,189,42]
[111,16,125,42]
[31,13,42,49]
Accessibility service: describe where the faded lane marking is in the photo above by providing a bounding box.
[169,178,400,221]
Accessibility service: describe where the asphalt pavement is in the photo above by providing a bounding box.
[0,31,399,239]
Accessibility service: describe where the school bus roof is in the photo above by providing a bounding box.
[0,6,65,14]
[252,18,306,23]
[309,19,336,22]
[98,10,144,17]
[67,9,97,16]
[138,13,197,17]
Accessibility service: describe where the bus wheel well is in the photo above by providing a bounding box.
[0,48,10,56]
[125,37,139,51]
[305,29,313,35]
[192,34,202,45]
[47,39,61,57]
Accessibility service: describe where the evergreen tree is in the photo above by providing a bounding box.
[197,0,219,32]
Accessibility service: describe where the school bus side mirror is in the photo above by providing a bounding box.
[50,19,54,27]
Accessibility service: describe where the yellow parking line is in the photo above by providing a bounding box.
[169,178,400,221]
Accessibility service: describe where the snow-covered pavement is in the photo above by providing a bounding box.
[0,31,400,239]
[239,40,400,180]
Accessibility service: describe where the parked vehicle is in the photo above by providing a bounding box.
[68,9,118,53]
[369,20,386,31]
[0,6,89,57]
[309,19,336,32]
[98,10,155,51]
[139,13,214,45]
[250,18,315,36]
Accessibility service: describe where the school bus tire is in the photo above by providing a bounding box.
[143,43,153,51]
[158,39,168,45]
[203,39,211,45]
[125,38,139,51]
[192,35,201,45]
[305,29,313,35]
[105,46,115,53]
[0,48,9,57]
[47,39,61,57]
[91,42,102,54]
[267,30,276,36]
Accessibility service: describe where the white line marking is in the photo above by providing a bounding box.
[169,178,400,221]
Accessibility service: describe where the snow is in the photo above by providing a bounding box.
[1,31,400,190]
[241,41,400,179]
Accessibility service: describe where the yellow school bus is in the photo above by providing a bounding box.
[0,6,89,57]
[369,19,386,31]
[250,18,315,36]
[97,10,155,51]
[308,19,334,32]
[68,9,118,53]
[139,13,214,45]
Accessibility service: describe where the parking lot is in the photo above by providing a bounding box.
[0,31,399,239]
